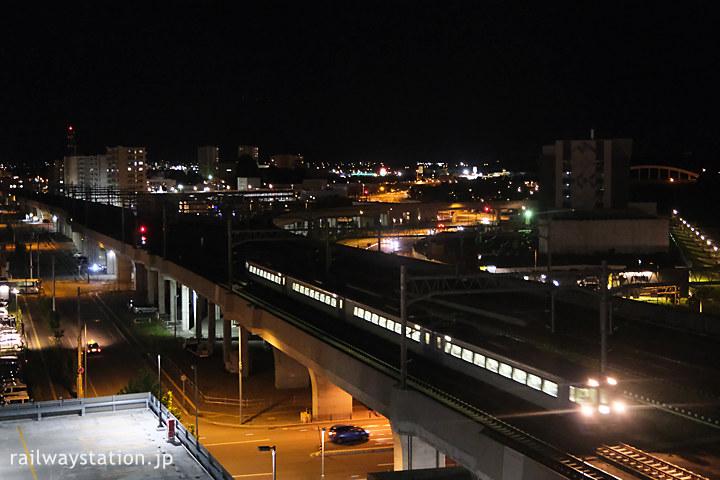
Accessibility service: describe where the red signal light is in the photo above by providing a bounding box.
[139,225,146,233]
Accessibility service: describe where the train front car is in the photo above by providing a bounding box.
[570,375,626,424]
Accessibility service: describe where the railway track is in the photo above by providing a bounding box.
[597,443,710,480]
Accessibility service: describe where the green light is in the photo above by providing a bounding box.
[524,209,533,219]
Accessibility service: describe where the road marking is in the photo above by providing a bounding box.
[377,463,394,466]
[205,438,270,446]
[23,297,58,399]
[232,474,273,478]
[17,425,39,480]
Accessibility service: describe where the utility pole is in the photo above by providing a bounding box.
[52,255,56,312]
[238,331,243,424]
[600,260,608,372]
[121,200,125,244]
[227,215,233,291]
[37,231,40,278]
[76,287,84,398]
[400,266,407,389]
[162,203,167,259]
[83,323,88,396]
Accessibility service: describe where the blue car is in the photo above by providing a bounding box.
[328,425,369,444]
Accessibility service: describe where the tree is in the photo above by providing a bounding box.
[118,368,181,420]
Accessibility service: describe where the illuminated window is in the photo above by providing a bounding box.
[461,349,473,363]
[542,380,558,397]
[527,374,542,391]
[512,369,527,384]
[486,358,499,373]
[473,353,486,367]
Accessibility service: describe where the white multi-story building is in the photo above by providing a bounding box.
[63,154,112,192]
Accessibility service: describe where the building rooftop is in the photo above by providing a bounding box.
[0,395,215,479]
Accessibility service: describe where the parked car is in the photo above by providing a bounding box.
[128,300,158,314]
[327,425,369,444]
[1,380,27,396]
[0,358,21,381]
[2,391,30,404]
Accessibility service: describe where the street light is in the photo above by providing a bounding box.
[257,446,276,480]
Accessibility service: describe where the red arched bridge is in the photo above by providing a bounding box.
[630,165,699,183]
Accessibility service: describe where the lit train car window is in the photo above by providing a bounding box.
[512,368,528,384]
[364,310,371,321]
[394,323,402,334]
[387,319,395,331]
[499,363,513,379]
[486,358,500,373]
[379,318,387,328]
[425,332,430,344]
[450,344,462,358]
[542,381,559,397]
[411,330,421,342]
[371,313,379,324]
[473,353,486,367]
[461,349,473,363]
[248,264,283,285]
[527,374,542,390]
[292,281,339,307]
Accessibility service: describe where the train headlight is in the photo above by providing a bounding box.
[606,377,617,386]
[588,378,599,387]
[613,401,626,413]
[598,404,611,415]
[581,405,594,416]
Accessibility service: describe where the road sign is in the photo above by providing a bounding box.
[78,367,84,374]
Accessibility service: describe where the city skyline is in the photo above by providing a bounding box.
[1,2,718,171]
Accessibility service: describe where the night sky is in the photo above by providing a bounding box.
[1,2,718,170]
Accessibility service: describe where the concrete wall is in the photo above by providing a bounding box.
[540,218,669,255]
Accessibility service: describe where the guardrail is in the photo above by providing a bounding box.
[0,392,150,421]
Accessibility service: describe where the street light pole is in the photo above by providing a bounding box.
[191,364,199,447]
[400,266,407,389]
[157,354,163,428]
[238,327,243,425]
[600,260,608,373]
[52,255,56,312]
[76,287,83,399]
[321,428,326,479]
[257,446,276,480]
